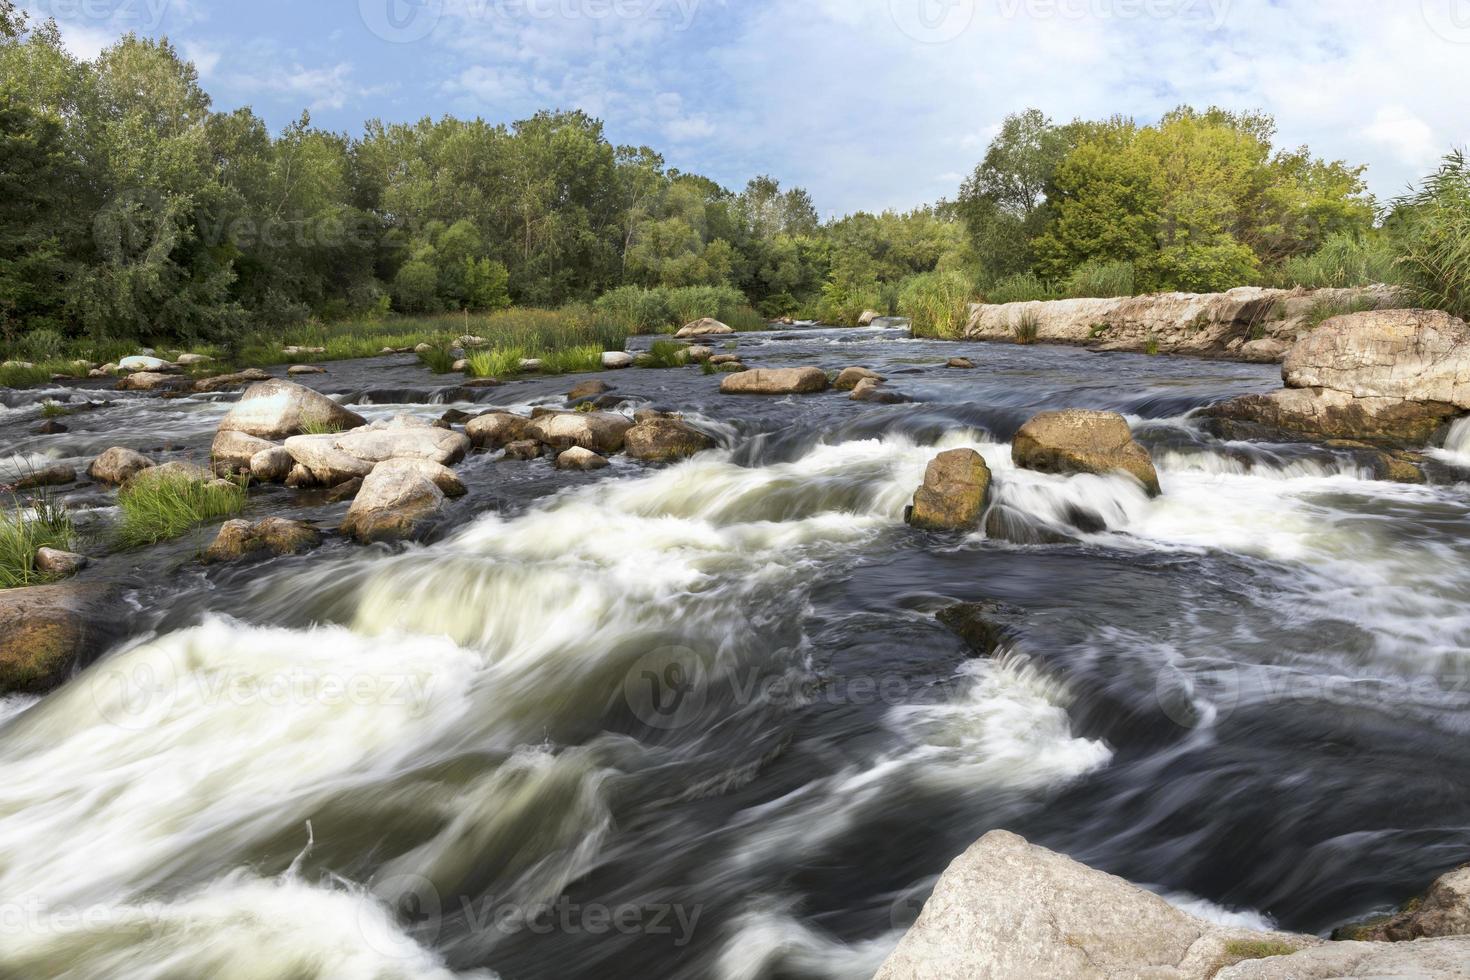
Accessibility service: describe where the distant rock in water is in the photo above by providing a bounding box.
[1012,408,1162,496]
[720,367,829,395]
[935,599,1026,657]
[1205,309,1470,447]
[834,366,884,390]
[88,447,155,485]
[624,417,715,462]
[218,379,367,440]
[204,518,321,563]
[676,317,733,338]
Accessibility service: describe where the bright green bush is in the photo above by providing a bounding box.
[1063,260,1136,298]
[1264,233,1398,289]
[898,270,974,339]
[1392,150,1470,320]
[983,273,1059,305]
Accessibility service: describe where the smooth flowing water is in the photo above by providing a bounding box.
[3,324,1470,979]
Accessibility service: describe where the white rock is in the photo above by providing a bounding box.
[602,351,634,369]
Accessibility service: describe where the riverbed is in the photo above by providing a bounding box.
[3,322,1469,979]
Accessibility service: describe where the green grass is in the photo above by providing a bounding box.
[899,270,973,339]
[595,284,758,334]
[1011,309,1041,345]
[1063,260,1136,299]
[116,471,246,548]
[299,418,347,436]
[985,273,1060,306]
[638,339,690,369]
[723,305,770,332]
[538,344,604,375]
[1304,294,1383,329]
[38,401,72,419]
[417,345,458,374]
[1222,940,1300,964]
[466,347,526,379]
[1264,233,1399,290]
[1393,150,1470,320]
[0,492,77,589]
[0,362,58,388]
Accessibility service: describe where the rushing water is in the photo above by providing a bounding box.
[3,323,1470,979]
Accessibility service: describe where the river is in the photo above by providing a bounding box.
[2,322,1469,979]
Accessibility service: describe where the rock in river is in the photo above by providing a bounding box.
[524,411,633,454]
[88,447,155,485]
[834,366,884,390]
[334,415,470,466]
[204,518,322,563]
[340,458,448,544]
[905,449,991,531]
[0,582,121,694]
[556,447,610,471]
[1012,408,1162,496]
[675,317,733,338]
[466,412,531,450]
[211,430,278,474]
[218,379,367,440]
[720,367,829,395]
[624,417,716,462]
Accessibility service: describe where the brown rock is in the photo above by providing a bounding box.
[1013,409,1162,496]
[502,439,543,461]
[203,518,321,563]
[556,447,610,471]
[326,477,363,502]
[834,366,884,390]
[524,411,634,453]
[88,447,155,485]
[339,459,446,544]
[33,547,88,577]
[466,412,531,450]
[625,418,716,462]
[947,357,976,369]
[567,379,612,401]
[192,368,272,393]
[1336,864,1470,943]
[1203,388,1460,448]
[211,430,277,475]
[249,446,294,483]
[0,582,120,694]
[116,371,190,392]
[720,367,829,395]
[906,449,991,531]
[675,317,733,338]
[10,463,76,491]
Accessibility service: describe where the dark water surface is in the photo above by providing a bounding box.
[3,323,1470,979]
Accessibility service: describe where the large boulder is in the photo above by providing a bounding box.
[0,582,121,694]
[282,434,376,486]
[249,446,294,483]
[466,412,531,450]
[876,831,1317,980]
[556,447,610,471]
[906,449,991,531]
[88,447,155,485]
[203,518,321,563]
[720,367,830,395]
[675,317,733,338]
[1012,409,1162,496]
[1205,310,1470,446]
[624,417,716,462]
[217,379,366,440]
[211,430,278,475]
[602,351,634,369]
[339,459,447,544]
[524,411,634,453]
[333,415,470,466]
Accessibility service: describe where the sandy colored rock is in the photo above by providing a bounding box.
[875,830,1317,980]
[174,353,212,366]
[1204,387,1460,448]
[857,310,880,326]
[501,439,542,461]
[211,430,277,474]
[466,412,531,450]
[9,463,76,491]
[851,378,910,403]
[602,351,634,369]
[33,547,87,577]
[1216,937,1470,979]
[625,418,716,462]
[906,449,991,531]
[525,411,634,453]
[1284,309,1470,406]
[963,285,1399,360]
[192,368,271,393]
[1337,864,1470,943]
[117,355,176,372]
[675,317,733,338]
[333,415,470,466]
[373,457,466,497]
[683,345,714,363]
[218,379,366,440]
[204,518,321,563]
[720,367,829,395]
[287,364,326,375]
[282,434,376,486]
[88,447,155,485]
[834,366,884,390]
[1013,409,1162,496]
[122,460,212,490]
[567,379,612,401]
[947,357,976,369]
[249,446,294,483]
[556,447,610,471]
[116,371,189,392]
[340,459,447,543]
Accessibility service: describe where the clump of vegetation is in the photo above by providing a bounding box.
[0,492,76,589]
[116,471,246,548]
[1221,939,1301,965]
[1264,233,1398,289]
[899,270,973,339]
[1145,335,1161,355]
[595,285,756,334]
[1011,309,1041,345]
[538,344,603,375]
[1391,149,1470,320]
[1305,294,1383,329]
[417,345,458,374]
[466,347,525,379]
[299,418,347,436]
[986,273,1059,306]
[1088,322,1110,339]
[38,401,71,419]
[0,362,55,388]
[1063,260,1136,299]
[638,339,690,368]
[723,305,770,332]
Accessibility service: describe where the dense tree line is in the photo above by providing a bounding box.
[3,4,1458,355]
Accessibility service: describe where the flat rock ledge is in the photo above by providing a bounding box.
[1203,309,1470,447]
[877,831,1470,980]
[962,284,1398,362]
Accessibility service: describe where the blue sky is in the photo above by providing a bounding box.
[22,0,1470,216]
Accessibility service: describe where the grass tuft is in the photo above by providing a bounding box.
[1011,309,1041,345]
[0,492,77,589]
[116,471,246,548]
[638,340,689,369]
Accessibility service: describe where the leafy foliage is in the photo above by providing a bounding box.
[1390,150,1470,320]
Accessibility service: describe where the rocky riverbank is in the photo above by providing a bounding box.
[963,285,1400,362]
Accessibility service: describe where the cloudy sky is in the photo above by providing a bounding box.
[22,0,1470,216]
